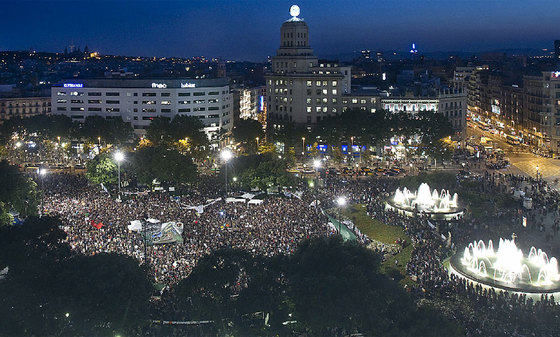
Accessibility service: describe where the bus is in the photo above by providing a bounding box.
[506,134,521,145]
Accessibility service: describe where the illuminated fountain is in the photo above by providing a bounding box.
[448,237,560,294]
[386,183,463,219]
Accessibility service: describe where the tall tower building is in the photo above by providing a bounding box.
[266,5,344,125]
[554,40,560,60]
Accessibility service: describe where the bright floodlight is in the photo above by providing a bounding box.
[336,196,346,207]
[114,151,124,162]
[221,148,233,162]
[290,5,300,17]
[38,168,47,176]
[313,159,321,169]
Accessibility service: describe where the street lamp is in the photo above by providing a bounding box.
[114,151,124,200]
[38,168,47,216]
[536,165,539,180]
[221,148,233,196]
[351,136,354,162]
[313,159,321,213]
[98,136,101,148]
[336,196,346,235]
[302,137,306,157]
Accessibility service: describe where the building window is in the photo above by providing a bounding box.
[57,107,66,111]
[178,100,190,105]
[70,107,84,111]
[88,92,101,96]
[142,101,156,105]
[306,81,312,87]
[161,93,171,97]
[178,108,191,112]
[161,101,171,105]
[57,99,67,103]
[106,100,120,104]
[142,93,156,97]
[88,107,102,112]
[179,92,191,97]
[193,92,205,96]
[106,92,120,96]
[106,107,120,112]
[88,100,101,104]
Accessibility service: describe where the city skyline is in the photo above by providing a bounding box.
[1,0,559,61]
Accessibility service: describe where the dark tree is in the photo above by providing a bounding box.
[0,160,40,223]
[232,118,264,154]
[0,216,152,337]
[129,146,197,186]
[228,152,298,190]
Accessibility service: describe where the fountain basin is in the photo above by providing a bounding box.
[448,238,560,294]
[385,183,463,219]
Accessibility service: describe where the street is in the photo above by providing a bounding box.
[467,122,560,188]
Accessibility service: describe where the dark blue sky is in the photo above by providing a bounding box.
[1,0,559,61]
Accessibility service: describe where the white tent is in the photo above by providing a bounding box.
[128,220,143,232]
[248,199,264,205]
[226,197,246,203]
[241,193,255,200]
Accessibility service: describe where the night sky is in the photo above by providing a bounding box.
[1,0,559,61]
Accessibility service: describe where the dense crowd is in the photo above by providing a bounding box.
[43,174,328,285]
[319,170,560,336]
[39,167,560,336]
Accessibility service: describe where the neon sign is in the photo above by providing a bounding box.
[64,83,83,88]
[152,83,167,88]
[552,71,560,78]
[181,83,196,88]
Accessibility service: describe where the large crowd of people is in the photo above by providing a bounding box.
[42,174,328,285]
[38,164,560,336]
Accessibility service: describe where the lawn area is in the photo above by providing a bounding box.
[342,204,414,285]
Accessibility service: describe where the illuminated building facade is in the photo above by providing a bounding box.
[382,90,467,133]
[0,96,51,122]
[265,6,349,126]
[51,78,232,139]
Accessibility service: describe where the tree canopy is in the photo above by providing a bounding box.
[171,236,463,336]
[0,216,152,337]
[0,160,39,224]
[85,152,118,185]
[0,114,133,146]
[128,145,198,187]
[232,118,264,154]
[311,109,454,149]
[228,152,298,190]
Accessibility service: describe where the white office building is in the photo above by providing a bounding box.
[51,78,233,139]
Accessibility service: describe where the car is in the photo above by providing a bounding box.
[384,170,398,176]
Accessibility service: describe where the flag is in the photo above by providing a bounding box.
[91,220,104,229]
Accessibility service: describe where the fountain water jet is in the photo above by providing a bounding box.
[449,237,560,294]
[386,183,463,219]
